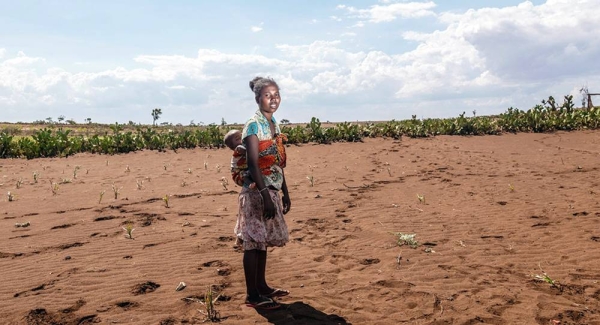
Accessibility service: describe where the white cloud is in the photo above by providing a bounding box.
[330,15,342,22]
[339,1,437,23]
[1,1,599,124]
[251,22,264,32]
[0,48,5,59]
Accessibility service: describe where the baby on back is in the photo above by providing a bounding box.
[224,130,254,188]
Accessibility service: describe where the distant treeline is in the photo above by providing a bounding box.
[1,95,599,159]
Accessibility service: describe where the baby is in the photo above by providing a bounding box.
[224,130,254,188]
[224,130,253,251]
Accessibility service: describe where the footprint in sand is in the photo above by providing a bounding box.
[132,281,160,295]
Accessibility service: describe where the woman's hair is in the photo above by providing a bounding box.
[249,76,279,99]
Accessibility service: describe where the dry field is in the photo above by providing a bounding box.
[1,131,599,324]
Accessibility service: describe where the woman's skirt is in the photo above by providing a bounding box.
[234,187,289,251]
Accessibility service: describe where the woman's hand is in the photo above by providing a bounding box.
[261,191,276,219]
[282,194,291,214]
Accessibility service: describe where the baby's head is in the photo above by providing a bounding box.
[224,129,242,150]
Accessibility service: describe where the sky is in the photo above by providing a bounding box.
[1,0,599,125]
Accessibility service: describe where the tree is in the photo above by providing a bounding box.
[85,118,92,124]
[221,117,227,126]
[151,108,162,126]
[280,119,290,124]
[57,115,65,123]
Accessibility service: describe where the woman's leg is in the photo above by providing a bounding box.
[256,250,271,293]
[243,249,280,309]
[243,249,260,299]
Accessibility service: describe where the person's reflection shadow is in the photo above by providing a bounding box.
[256,301,351,325]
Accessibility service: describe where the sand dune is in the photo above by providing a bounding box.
[1,131,599,324]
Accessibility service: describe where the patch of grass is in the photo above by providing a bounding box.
[392,232,419,248]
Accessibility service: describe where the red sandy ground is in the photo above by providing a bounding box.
[1,131,599,325]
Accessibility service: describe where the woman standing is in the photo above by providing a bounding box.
[235,76,291,310]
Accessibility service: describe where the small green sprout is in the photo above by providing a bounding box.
[136,179,144,190]
[73,166,81,179]
[33,171,39,183]
[122,223,135,239]
[508,183,515,192]
[197,286,222,322]
[417,194,425,204]
[163,194,170,208]
[99,190,105,204]
[112,183,122,199]
[307,175,314,187]
[50,181,59,195]
[220,177,229,191]
[532,263,560,288]
[16,178,23,189]
[125,165,131,173]
[7,191,15,202]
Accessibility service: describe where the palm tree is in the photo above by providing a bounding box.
[151,108,162,126]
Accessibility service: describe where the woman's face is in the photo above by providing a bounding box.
[257,84,280,115]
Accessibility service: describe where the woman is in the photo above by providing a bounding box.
[235,76,291,310]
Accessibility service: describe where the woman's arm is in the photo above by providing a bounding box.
[281,169,291,214]
[245,134,276,219]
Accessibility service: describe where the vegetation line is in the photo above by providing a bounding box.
[1,95,599,159]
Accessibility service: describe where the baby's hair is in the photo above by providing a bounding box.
[224,129,241,150]
[249,76,279,99]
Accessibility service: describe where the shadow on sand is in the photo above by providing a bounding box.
[256,301,351,325]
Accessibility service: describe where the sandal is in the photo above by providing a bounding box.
[263,288,290,298]
[245,296,280,310]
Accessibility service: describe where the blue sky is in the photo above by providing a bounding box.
[1,0,598,125]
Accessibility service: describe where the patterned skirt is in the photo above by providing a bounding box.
[234,187,289,251]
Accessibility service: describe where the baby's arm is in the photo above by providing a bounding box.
[234,145,246,155]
